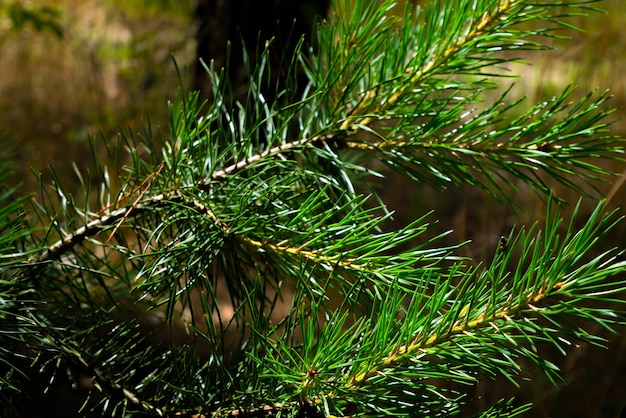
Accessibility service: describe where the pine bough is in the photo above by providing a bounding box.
[1,0,625,417]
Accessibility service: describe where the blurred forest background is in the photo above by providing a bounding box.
[2,0,626,416]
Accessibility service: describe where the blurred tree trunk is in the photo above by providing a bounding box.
[192,0,329,102]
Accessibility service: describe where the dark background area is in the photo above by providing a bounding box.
[2,0,626,416]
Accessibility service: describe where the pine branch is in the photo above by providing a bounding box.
[305,0,623,199]
[18,131,346,278]
[3,1,626,417]
[246,201,626,416]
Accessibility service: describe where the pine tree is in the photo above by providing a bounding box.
[2,0,626,416]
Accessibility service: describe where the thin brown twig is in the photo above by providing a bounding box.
[106,162,165,244]
[606,167,626,206]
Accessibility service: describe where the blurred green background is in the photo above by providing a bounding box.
[2,0,626,416]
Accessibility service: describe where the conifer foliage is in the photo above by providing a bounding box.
[2,0,626,416]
